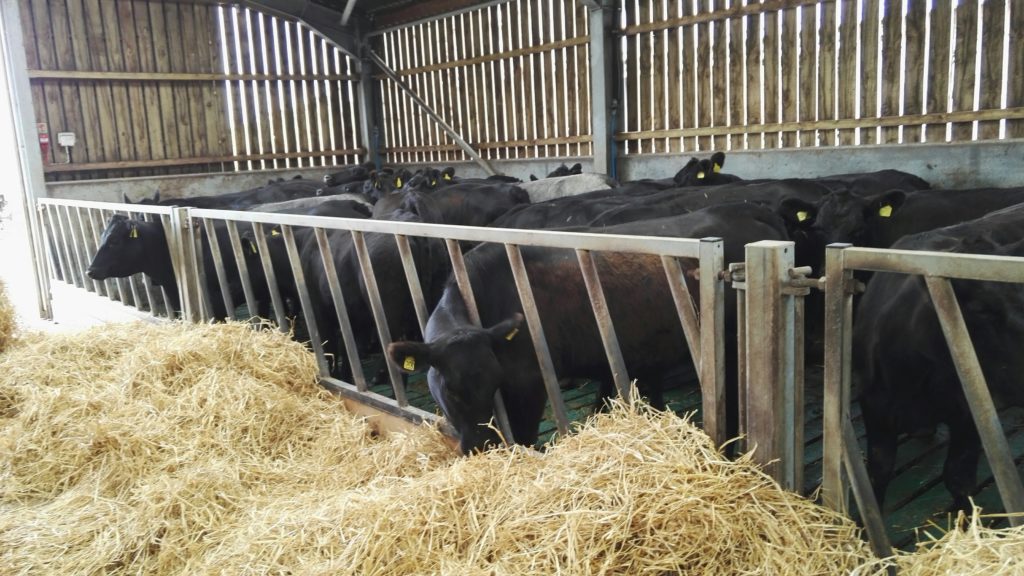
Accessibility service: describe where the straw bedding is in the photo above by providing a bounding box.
[857,509,1024,576]
[0,279,16,353]
[0,319,883,574]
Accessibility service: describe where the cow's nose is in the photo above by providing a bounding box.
[86,266,101,280]
[323,175,335,186]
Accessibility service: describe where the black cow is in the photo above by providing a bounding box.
[387,201,791,454]
[87,215,266,319]
[322,161,374,186]
[86,215,180,311]
[124,177,320,210]
[529,162,583,181]
[854,202,1024,513]
[782,187,1024,252]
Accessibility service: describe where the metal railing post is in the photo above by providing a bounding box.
[170,207,202,323]
[822,243,853,513]
[744,240,800,490]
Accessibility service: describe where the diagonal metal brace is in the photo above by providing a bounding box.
[366,50,498,176]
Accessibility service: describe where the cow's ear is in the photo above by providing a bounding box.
[778,198,818,227]
[871,190,906,219]
[530,174,538,181]
[122,192,133,204]
[442,167,455,180]
[387,341,433,373]
[486,313,525,345]
[152,191,160,204]
[710,151,725,173]
[570,163,582,174]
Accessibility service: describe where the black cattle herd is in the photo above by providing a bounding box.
[83,154,1024,514]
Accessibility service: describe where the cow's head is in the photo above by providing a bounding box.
[790,190,907,246]
[87,215,147,280]
[673,151,735,186]
[388,313,525,455]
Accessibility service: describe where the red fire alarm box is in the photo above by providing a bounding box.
[37,122,49,164]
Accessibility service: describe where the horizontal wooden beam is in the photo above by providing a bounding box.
[383,135,591,154]
[621,0,830,37]
[27,70,359,83]
[376,36,589,78]
[42,148,365,173]
[614,108,1024,141]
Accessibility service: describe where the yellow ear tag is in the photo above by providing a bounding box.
[396,177,403,188]
[403,356,416,371]
[250,243,258,254]
[431,179,437,187]
[505,327,519,341]
[713,163,722,173]
[696,171,706,179]
[443,173,452,181]
[271,229,281,236]
[878,205,893,218]
[796,210,809,222]
[129,227,139,239]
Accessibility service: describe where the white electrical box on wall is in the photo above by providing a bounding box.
[57,132,76,147]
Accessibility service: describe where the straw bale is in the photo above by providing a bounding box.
[0,279,16,353]
[857,508,1024,576]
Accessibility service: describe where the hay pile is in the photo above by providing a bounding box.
[0,321,456,574]
[0,279,16,353]
[859,509,1024,575]
[0,319,878,574]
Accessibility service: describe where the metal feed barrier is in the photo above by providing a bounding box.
[34,198,740,452]
[821,243,1024,559]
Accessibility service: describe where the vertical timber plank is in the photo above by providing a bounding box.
[902,0,926,143]
[859,0,880,146]
[1009,0,1024,137]
[798,4,816,147]
[762,1,778,149]
[818,0,836,146]
[836,0,858,145]
[977,0,1005,140]
[711,0,727,152]
[780,4,798,148]
[926,0,953,143]
[880,0,903,143]
[744,0,762,150]
[951,0,979,141]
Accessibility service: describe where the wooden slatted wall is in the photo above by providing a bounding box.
[617,0,1024,155]
[18,0,363,181]
[376,0,592,165]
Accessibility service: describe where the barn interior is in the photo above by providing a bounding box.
[1,0,1023,568]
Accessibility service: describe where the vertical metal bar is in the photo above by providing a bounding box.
[589,3,612,174]
[281,225,330,375]
[70,208,100,294]
[314,228,368,391]
[225,220,260,318]
[744,240,798,489]
[189,215,214,321]
[84,208,114,300]
[394,234,430,335]
[925,276,1024,524]
[446,238,515,443]
[794,293,806,493]
[822,243,853,512]
[506,244,570,436]
[661,256,701,360]
[39,205,58,282]
[202,218,237,320]
[168,208,199,323]
[843,418,894,559]
[699,237,727,446]
[134,212,161,318]
[250,222,290,331]
[576,248,632,400]
[53,206,77,286]
[357,52,379,166]
[735,284,747,449]
[147,213,174,319]
[351,230,409,406]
